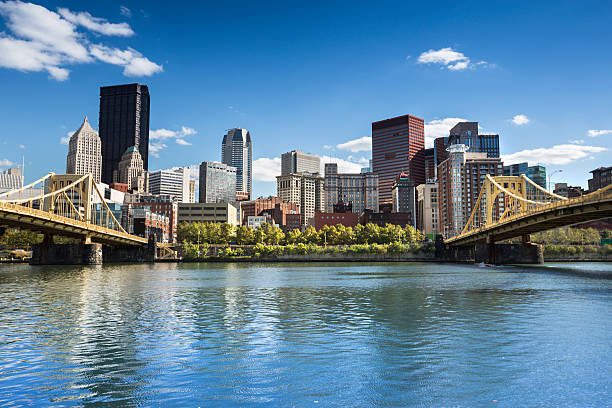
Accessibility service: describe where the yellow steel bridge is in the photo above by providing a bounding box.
[446,174,612,246]
[0,173,147,246]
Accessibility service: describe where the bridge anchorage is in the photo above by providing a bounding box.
[0,173,163,265]
[440,175,612,264]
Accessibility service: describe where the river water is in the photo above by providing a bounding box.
[0,262,610,407]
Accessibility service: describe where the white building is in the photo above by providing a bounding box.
[149,167,190,202]
[277,172,324,227]
[324,163,378,214]
[0,168,23,191]
[66,116,102,183]
[416,182,439,237]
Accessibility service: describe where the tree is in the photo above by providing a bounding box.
[0,229,43,249]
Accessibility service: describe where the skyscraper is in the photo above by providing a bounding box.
[281,150,321,175]
[391,172,417,226]
[277,172,324,227]
[149,168,190,202]
[66,116,102,183]
[503,162,547,189]
[116,146,147,192]
[0,168,22,191]
[371,114,425,203]
[222,128,252,200]
[99,83,150,183]
[324,163,378,214]
[447,122,500,158]
[198,161,237,203]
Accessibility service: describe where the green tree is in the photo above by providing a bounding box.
[0,229,43,249]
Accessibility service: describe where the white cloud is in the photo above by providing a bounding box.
[417,47,486,71]
[175,139,191,146]
[148,142,167,158]
[119,6,131,17]
[0,1,161,80]
[0,159,14,166]
[511,114,530,126]
[149,126,196,156]
[336,136,371,152]
[89,44,162,77]
[424,117,469,147]
[569,139,584,145]
[587,129,612,137]
[320,155,363,174]
[58,8,134,36]
[18,144,24,149]
[253,157,281,182]
[323,144,333,150]
[60,131,72,145]
[502,144,607,166]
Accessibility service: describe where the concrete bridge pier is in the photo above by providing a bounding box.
[474,239,543,265]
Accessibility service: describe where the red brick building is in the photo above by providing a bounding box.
[240,196,299,226]
[372,114,425,203]
[314,211,359,230]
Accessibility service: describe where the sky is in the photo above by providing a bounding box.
[0,0,611,197]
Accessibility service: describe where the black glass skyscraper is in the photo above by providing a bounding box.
[99,83,150,183]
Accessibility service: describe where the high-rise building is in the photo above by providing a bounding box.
[423,148,436,182]
[116,146,148,192]
[391,172,417,226]
[447,122,500,158]
[503,162,547,189]
[188,179,196,203]
[99,83,150,183]
[371,114,425,202]
[416,182,439,237]
[222,128,252,200]
[0,168,22,191]
[324,163,378,215]
[198,161,237,203]
[281,150,321,175]
[438,144,504,237]
[277,172,324,227]
[66,116,102,183]
[588,166,612,192]
[148,168,190,202]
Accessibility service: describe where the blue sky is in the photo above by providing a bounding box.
[0,0,610,197]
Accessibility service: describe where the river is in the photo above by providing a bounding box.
[0,262,610,407]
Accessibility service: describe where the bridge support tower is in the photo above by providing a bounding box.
[474,236,543,265]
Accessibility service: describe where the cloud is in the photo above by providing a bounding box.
[119,6,131,18]
[149,126,196,156]
[0,159,14,166]
[511,114,530,125]
[417,47,487,71]
[320,155,363,174]
[0,1,160,80]
[502,144,607,166]
[89,44,162,76]
[424,117,469,147]
[57,8,134,36]
[336,136,371,152]
[253,157,281,182]
[587,129,612,137]
[60,131,72,144]
[568,139,584,145]
[18,144,24,149]
[323,144,333,150]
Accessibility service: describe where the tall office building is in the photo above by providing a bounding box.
[116,146,148,192]
[277,172,324,227]
[392,172,417,226]
[99,83,150,183]
[281,150,321,175]
[0,168,22,190]
[324,163,378,214]
[438,144,504,237]
[222,128,252,200]
[371,114,425,203]
[503,162,547,189]
[149,168,190,202]
[66,116,102,183]
[447,122,500,158]
[188,179,196,203]
[417,182,439,237]
[423,148,436,182]
[198,161,237,203]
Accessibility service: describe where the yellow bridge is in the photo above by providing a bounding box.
[0,173,147,246]
[446,175,612,246]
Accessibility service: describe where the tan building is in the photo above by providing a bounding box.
[177,202,239,226]
[189,179,196,203]
[324,163,378,214]
[277,172,324,227]
[281,150,321,175]
[416,182,439,237]
[116,146,148,193]
[66,116,102,183]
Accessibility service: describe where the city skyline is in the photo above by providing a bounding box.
[0,1,610,198]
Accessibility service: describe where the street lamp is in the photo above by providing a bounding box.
[548,169,563,193]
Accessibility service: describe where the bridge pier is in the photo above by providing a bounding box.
[475,242,543,265]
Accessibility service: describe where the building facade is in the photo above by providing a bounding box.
[116,146,148,192]
[588,166,612,191]
[222,128,252,200]
[66,116,102,183]
[198,161,237,203]
[281,150,321,175]
[121,205,169,242]
[391,172,417,226]
[277,172,324,227]
[148,168,190,202]
[99,83,150,183]
[177,202,239,226]
[239,196,299,226]
[437,144,504,237]
[188,179,196,203]
[416,183,439,237]
[554,183,585,198]
[371,114,425,202]
[503,162,547,189]
[125,194,178,242]
[314,211,359,230]
[447,122,500,158]
[324,163,378,215]
[0,168,23,191]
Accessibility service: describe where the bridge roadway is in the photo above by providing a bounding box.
[446,186,612,246]
[0,201,148,246]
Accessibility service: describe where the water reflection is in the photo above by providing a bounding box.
[0,262,610,407]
